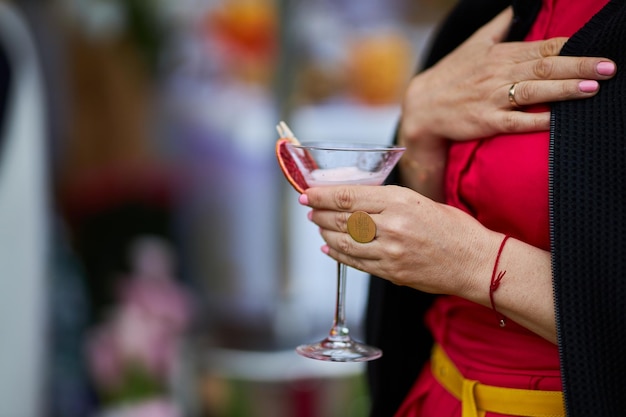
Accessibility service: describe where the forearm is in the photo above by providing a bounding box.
[458,227,557,343]
[304,185,558,343]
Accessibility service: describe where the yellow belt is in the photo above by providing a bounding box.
[431,344,565,417]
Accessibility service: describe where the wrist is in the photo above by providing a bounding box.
[398,117,445,149]
[397,127,448,199]
[489,234,512,327]
[451,226,505,303]
[398,119,448,164]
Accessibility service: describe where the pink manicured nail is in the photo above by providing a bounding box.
[298,194,309,205]
[321,245,330,254]
[579,80,599,93]
[307,210,313,221]
[597,61,616,76]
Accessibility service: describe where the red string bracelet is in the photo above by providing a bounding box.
[490,234,511,327]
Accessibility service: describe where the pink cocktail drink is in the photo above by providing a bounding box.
[279,140,405,362]
[308,166,389,187]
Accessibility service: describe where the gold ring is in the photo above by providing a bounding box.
[347,211,376,243]
[508,83,521,108]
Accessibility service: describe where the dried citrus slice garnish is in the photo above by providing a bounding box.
[275,121,316,193]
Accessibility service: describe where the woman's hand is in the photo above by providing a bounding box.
[300,185,558,342]
[398,7,617,200]
[301,185,490,294]
[401,7,616,145]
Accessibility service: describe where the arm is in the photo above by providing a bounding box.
[300,186,557,343]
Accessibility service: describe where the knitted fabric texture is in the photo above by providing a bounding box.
[551,0,626,415]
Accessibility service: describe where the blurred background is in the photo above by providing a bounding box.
[0,0,454,416]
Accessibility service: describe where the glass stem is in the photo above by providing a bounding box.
[330,262,350,340]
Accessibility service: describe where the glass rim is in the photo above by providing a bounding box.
[287,141,406,152]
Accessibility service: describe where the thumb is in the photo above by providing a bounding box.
[469,6,514,44]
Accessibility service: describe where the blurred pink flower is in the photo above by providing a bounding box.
[86,236,193,406]
[120,278,191,335]
[113,303,176,378]
[86,325,124,389]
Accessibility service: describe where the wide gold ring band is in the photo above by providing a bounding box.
[508,83,521,108]
[347,211,376,243]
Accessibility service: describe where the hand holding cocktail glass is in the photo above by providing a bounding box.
[276,121,405,362]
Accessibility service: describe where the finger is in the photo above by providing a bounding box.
[310,209,351,233]
[517,55,616,81]
[486,38,568,67]
[305,185,388,213]
[498,110,551,133]
[320,229,381,261]
[506,78,603,109]
[527,37,569,60]
[510,79,601,108]
[314,210,385,256]
[322,243,374,274]
[469,7,514,44]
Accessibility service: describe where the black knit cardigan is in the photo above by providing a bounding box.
[366,1,626,416]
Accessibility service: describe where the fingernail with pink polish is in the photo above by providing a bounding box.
[307,210,313,221]
[298,194,309,205]
[321,245,330,254]
[597,61,616,76]
[579,80,599,93]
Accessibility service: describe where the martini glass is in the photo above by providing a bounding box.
[285,141,405,362]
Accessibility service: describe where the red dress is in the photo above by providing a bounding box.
[395,1,609,415]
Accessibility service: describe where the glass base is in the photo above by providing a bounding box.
[296,338,383,362]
